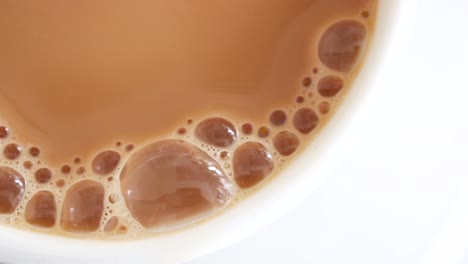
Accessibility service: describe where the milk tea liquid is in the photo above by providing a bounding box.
[0,0,377,238]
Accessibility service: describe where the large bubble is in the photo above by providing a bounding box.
[318,20,367,72]
[120,139,234,231]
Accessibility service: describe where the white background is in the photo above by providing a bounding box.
[192,1,468,263]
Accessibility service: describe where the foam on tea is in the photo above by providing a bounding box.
[0,0,377,238]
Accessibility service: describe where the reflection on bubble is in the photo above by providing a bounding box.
[258,126,270,138]
[319,101,331,114]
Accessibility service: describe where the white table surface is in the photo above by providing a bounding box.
[192,1,468,263]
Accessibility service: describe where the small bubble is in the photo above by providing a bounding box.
[34,168,52,184]
[28,147,40,157]
[362,10,370,18]
[241,123,253,135]
[220,151,230,160]
[296,96,305,103]
[319,102,331,114]
[269,110,287,126]
[61,165,71,174]
[125,144,134,152]
[177,128,187,135]
[108,194,117,204]
[303,77,312,87]
[107,177,113,182]
[187,119,193,125]
[224,163,230,169]
[56,179,65,187]
[3,143,21,160]
[23,161,33,170]
[313,68,319,74]
[116,141,122,147]
[74,157,81,164]
[0,126,9,139]
[76,167,85,175]
[118,225,128,234]
[258,126,270,138]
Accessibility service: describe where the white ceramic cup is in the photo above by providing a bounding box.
[0,1,415,263]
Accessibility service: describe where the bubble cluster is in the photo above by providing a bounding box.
[0,8,373,238]
[303,77,312,87]
[23,161,33,170]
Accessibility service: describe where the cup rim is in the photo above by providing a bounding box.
[0,1,416,263]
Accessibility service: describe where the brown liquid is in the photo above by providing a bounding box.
[0,0,374,165]
[0,0,377,238]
